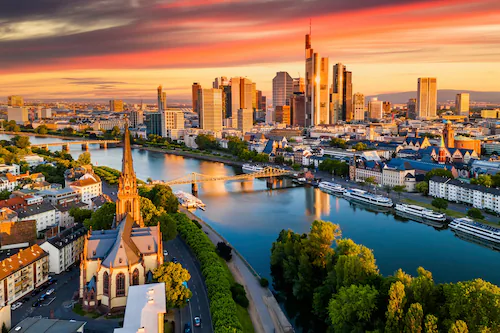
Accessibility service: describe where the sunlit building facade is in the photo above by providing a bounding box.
[200,88,223,132]
[417,77,437,119]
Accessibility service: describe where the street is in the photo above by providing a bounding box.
[164,237,213,333]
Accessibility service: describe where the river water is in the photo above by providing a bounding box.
[6,134,500,285]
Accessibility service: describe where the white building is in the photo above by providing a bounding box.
[0,164,20,176]
[22,155,45,168]
[17,203,57,234]
[40,225,86,274]
[162,109,185,140]
[69,173,102,205]
[38,188,81,206]
[0,174,18,192]
[7,107,29,125]
[92,119,128,131]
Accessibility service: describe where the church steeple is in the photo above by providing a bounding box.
[116,126,143,227]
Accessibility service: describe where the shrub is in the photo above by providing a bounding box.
[259,277,269,288]
[216,242,233,261]
[231,283,250,308]
[467,208,484,219]
[191,219,202,229]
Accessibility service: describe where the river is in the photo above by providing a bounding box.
[6,134,500,285]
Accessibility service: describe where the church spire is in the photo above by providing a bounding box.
[122,126,134,178]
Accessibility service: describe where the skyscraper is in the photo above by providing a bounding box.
[213,76,228,88]
[293,77,305,93]
[368,98,383,121]
[275,106,291,125]
[291,93,306,127]
[109,99,124,112]
[455,93,470,117]
[272,72,293,107]
[192,82,202,116]
[353,93,365,122]
[231,77,253,112]
[200,88,223,132]
[162,109,185,140]
[130,110,144,128]
[145,112,162,136]
[417,78,437,119]
[407,99,417,119]
[223,85,232,118]
[157,85,167,111]
[7,95,23,107]
[331,63,353,123]
[305,34,329,126]
[251,82,257,110]
[237,108,253,133]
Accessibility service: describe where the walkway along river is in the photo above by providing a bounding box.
[5,134,500,286]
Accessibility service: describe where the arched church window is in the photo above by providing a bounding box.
[125,201,132,213]
[103,272,109,296]
[116,273,125,297]
[132,268,139,286]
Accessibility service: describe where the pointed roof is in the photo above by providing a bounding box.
[439,135,446,148]
[102,214,141,267]
[122,126,135,178]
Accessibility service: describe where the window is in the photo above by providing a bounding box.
[132,268,139,286]
[116,273,125,297]
[103,272,109,296]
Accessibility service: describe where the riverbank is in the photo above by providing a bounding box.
[0,130,85,141]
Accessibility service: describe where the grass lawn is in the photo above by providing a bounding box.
[72,303,101,319]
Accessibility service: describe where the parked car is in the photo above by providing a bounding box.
[163,250,168,256]
[194,316,201,327]
[172,257,178,264]
[38,294,47,301]
[32,301,40,307]
[184,323,191,333]
[11,302,23,310]
[46,288,55,295]
[48,278,57,285]
[31,289,40,297]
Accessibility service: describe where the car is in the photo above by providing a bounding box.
[11,302,23,310]
[45,288,55,295]
[48,278,57,285]
[38,294,47,301]
[194,316,201,327]
[172,257,178,264]
[183,323,191,333]
[163,250,168,256]
[32,301,40,307]
[31,289,40,297]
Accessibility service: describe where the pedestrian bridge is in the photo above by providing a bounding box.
[31,140,120,150]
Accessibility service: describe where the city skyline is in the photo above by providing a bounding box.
[1,0,500,101]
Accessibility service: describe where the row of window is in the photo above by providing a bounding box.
[102,269,140,297]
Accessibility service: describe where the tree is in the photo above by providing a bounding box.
[11,135,30,149]
[158,213,177,241]
[216,242,232,261]
[76,152,91,166]
[35,125,49,135]
[424,169,453,182]
[153,262,192,309]
[1,322,7,333]
[84,202,116,230]
[0,190,10,200]
[110,126,121,138]
[148,185,178,214]
[147,177,153,184]
[364,176,377,186]
[424,314,439,333]
[492,173,500,188]
[353,142,368,151]
[471,174,493,187]
[449,320,469,333]
[230,283,249,308]
[416,181,429,195]
[307,220,341,268]
[431,198,448,211]
[393,185,406,198]
[385,281,407,333]
[274,155,285,164]
[318,159,349,176]
[329,138,347,149]
[467,208,484,219]
[69,207,93,224]
[195,134,218,150]
[140,196,164,226]
[404,303,424,333]
[328,284,379,332]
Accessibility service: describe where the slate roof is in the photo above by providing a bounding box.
[46,224,86,250]
[429,176,451,184]
[16,202,55,219]
[9,317,86,333]
[0,244,47,281]
[263,140,275,154]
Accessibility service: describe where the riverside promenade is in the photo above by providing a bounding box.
[180,207,294,333]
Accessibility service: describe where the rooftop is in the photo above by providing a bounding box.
[9,317,86,333]
[0,244,47,281]
[45,224,86,250]
[16,203,56,219]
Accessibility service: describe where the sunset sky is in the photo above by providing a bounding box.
[1,0,499,103]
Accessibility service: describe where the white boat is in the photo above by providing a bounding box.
[449,217,500,243]
[395,204,446,222]
[343,188,393,207]
[242,164,264,173]
[174,191,206,209]
[318,181,345,194]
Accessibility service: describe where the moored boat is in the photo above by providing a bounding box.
[343,188,393,207]
[318,181,346,194]
[242,164,264,174]
[449,217,500,243]
[395,204,446,222]
[174,190,206,209]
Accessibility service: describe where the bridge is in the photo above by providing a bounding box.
[150,166,294,192]
[31,140,120,151]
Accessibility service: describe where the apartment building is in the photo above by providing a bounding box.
[40,225,86,274]
[69,174,102,205]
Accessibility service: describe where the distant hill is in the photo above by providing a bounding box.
[366,90,500,104]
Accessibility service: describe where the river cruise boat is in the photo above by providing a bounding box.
[395,204,446,222]
[242,164,264,173]
[449,217,500,243]
[343,188,393,207]
[318,181,346,194]
[174,191,206,210]
[394,210,446,229]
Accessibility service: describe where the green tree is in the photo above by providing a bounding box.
[353,142,368,151]
[404,303,424,333]
[76,152,91,166]
[393,185,406,198]
[148,185,178,214]
[425,169,453,182]
[416,181,429,195]
[335,239,379,289]
[424,314,439,333]
[84,202,116,230]
[431,198,448,211]
[492,173,500,187]
[471,174,493,187]
[364,176,377,186]
[329,138,348,149]
[69,207,93,224]
[110,126,121,138]
[385,281,407,333]
[158,213,177,241]
[140,196,164,225]
[318,159,349,176]
[467,207,484,219]
[153,262,192,309]
[0,190,10,200]
[328,284,379,332]
[195,134,218,150]
[11,135,30,149]
[307,220,341,268]
[35,125,49,135]
[449,320,469,333]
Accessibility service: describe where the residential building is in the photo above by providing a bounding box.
[80,128,163,312]
[69,173,102,205]
[481,109,500,119]
[293,77,305,93]
[113,283,166,333]
[9,318,85,333]
[0,245,49,307]
[0,164,19,176]
[407,99,417,119]
[7,96,23,107]
[38,188,80,206]
[40,224,86,274]
[0,208,36,250]
[0,174,18,192]
[7,107,29,125]
[130,110,144,128]
[368,98,383,121]
[272,72,293,107]
[109,100,124,112]
[417,77,437,119]
[353,93,365,121]
[237,108,253,133]
[331,63,353,122]
[145,112,163,136]
[162,109,185,140]
[92,119,128,131]
[54,202,88,228]
[305,33,329,126]
[455,93,470,117]
[36,108,52,119]
[200,89,223,132]
[157,85,167,111]
[17,203,57,235]
[275,106,291,125]
[192,82,202,116]
[290,93,306,127]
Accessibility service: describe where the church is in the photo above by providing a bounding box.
[79,128,163,312]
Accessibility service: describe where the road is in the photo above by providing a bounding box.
[164,237,213,333]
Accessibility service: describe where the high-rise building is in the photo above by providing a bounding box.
[331,63,353,123]
[200,88,223,132]
[157,85,167,111]
[256,90,263,109]
[272,72,293,107]
[368,98,383,121]
[293,77,305,93]
[109,99,124,112]
[455,93,470,117]
[145,112,163,136]
[260,95,267,110]
[417,77,437,119]
[130,110,144,128]
[353,93,365,121]
[237,108,253,133]
[7,107,29,124]
[162,109,185,140]
[37,107,52,119]
[291,93,306,127]
[305,34,329,126]
[7,95,23,107]
[252,82,257,109]
[231,77,253,113]
[222,85,232,118]
[275,106,291,125]
[192,83,202,116]
[213,77,228,88]
[407,99,417,119]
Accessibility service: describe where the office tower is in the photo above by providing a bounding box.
[222,85,232,118]
[260,96,267,110]
[417,77,437,119]
[162,109,185,140]
[213,76,228,88]
[383,101,392,114]
[109,99,124,112]
[290,93,306,126]
[256,90,263,109]
[145,112,162,136]
[192,82,202,116]
[293,77,305,93]
[7,107,29,124]
[331,63,353,123]
[200,88,223,132]
[231,77,253,112]
[157,85,167,111]
[251,82,257,110]
[275,106,291,125]
[130,110,144,128]
[272,72,293,107]
[305,34,329,126]
[368,98,383,121]
[7,95,23,107]
[37,107,52,119]
[237,108,253,133]
[407,99,417,119]
[353,93,365,121]
[213,78,219,89]
[455,93,470,116]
